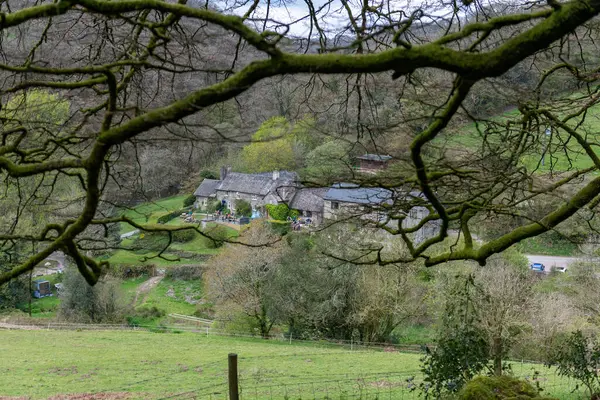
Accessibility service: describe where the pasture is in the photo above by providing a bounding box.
[0,329,585,399]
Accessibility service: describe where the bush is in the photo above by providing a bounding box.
[546,330,600,398]
[235,199,252,217]
[183,194,196,208]
[0,275,28,310]
[132,231,170,252]
[58,269,128,323]
[200,169,217,179]
[173,229,197,243]
[206,199,222,214]
[458,376,556,400]
[268,220,291,236]
[157,210,183,224]
[266,204,289,221]
[127,306,166,327]
[109,264,156,279]
[203,225,230,248]
[165,265,205,280]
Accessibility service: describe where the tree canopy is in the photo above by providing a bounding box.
[2,0,600,284]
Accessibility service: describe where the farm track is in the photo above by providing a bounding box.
[132,275,164,306]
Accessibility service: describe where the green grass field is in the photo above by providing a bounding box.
[0,330,586,400]
[110,195,235,268]
[139,278,202,315]
[516,234,580,257]
[442,103,600,173]
[119,194,189,234]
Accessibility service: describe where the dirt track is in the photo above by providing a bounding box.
[132,275,164,306]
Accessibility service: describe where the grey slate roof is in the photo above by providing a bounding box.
[194,179,220,197]
[194,171,298,199]
[356,154,392,162]
[217,171,298,196]
[324,186,392,205]
[289,188,328,212]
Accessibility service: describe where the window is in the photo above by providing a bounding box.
[306,211,312,218]
[331,201,339,210]
[409,209,419,219]
[236,192,240,199]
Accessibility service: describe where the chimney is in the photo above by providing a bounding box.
[272,170,280,180]
[220,166,230,180]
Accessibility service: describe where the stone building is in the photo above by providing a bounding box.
[194,167,298,214]
[193,167,438,243]
[288,188,328,225]
[322,184,438,244]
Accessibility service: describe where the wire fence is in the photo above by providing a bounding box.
[0,319,427,353]
[0,320,588,399]
[158,369,587,400]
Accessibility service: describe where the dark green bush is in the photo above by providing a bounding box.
[268,220,291,236]
[206,199,222,213]
[203,225,230,248]
[183,194,196,208]
[458,375,556,400]
[194,302,215,319]
[173,229,197,243]
[109,264,156,278]
[200,169,217,179]
[127,306,166,327]
[165,265,205,280]
[157,209,184,224]
[235,199,252,217]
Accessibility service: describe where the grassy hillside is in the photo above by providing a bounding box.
[119,194,190,234]
[442,104,600,173]
[0,329,585,400]
[107,195,237,267]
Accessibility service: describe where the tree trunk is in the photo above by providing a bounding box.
[259,304,270,338]
[28,270,33,318]
[492,336,503,376]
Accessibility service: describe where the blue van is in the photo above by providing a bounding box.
[530,263,545,272]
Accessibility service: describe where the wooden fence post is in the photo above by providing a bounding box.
[228,353,239,400]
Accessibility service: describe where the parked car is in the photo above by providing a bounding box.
[530,263,545,272]
[555,266,568,273]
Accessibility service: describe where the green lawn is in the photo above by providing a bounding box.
[106,249,196,267]
[119,194,189,234]
[140,278,202,315]
[0,330,586,399]
[516,233,579,257]
[121,276,150,304]
[109,195,235,269]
